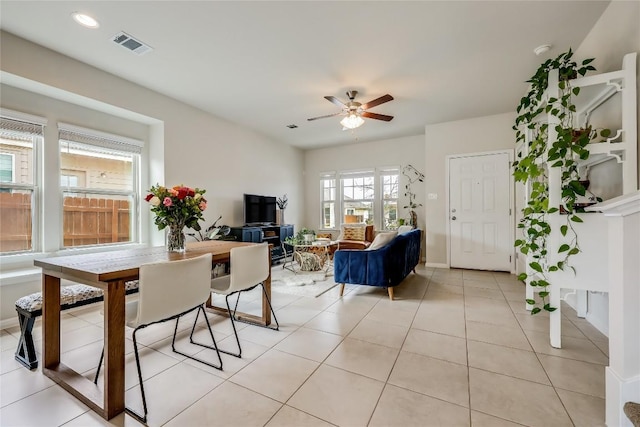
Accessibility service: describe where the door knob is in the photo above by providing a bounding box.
[451,208,457,213]
[451,216,457,220]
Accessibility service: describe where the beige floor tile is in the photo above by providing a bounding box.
[61,340,128,375]
[0,366,56,407]
[288,364,384,427]
[291,294,342,312]
[463,279,500,290]
[429,277,464,287]
[348,318,409,349]
[467,340,550,385]
[515,313,586,339]
[403,329,467,365]
[427,282,465,295]
[466,321,532,351]
[538,354,605,398]
[185,336,270,379]
[236,322,293,348]
[463,287,505,300]
[389,351,469,407]
[412,308,466,338]
[324,296,377,318]
[230,349,318,402]
[274,305,324,326]
[0,386,88,426]
[61,410,144,426]
[165,381,281,427]
[364,303,418,328]
[470,410,524,426]
[265,405,334,427]
[58,324,104,353]
[592,339,609,357]
[369,384,470,427]
[556,388,606,426]
[462,271,496,281]
[465,306,519,328]
[524,330,609,365]
[502,289,527,302]
[497,281,525,292]
[274,327,343,362]
[469,368,572,426]
[125,361,224,426]
[571,319,608,342]
[325,337,399,381]
[1,347,31,375]
[304,311,363,336]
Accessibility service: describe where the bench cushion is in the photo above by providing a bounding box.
[15,281,139,313]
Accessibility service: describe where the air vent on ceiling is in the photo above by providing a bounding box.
[111,31,153,55]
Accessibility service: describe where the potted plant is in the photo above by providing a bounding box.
[284,228,316,246]
[513,48,606,314]
[402,164,425,229]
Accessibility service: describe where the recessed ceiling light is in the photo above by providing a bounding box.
[71,12,99,29]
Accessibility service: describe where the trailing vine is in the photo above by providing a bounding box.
[512,49,609,315]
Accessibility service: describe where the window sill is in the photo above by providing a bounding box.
[0,267,42,286]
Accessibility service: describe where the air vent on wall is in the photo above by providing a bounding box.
[111,31,153,55]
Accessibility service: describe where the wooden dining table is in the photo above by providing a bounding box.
[33,240,271,420]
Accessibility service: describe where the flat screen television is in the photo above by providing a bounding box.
[243,194,277,225]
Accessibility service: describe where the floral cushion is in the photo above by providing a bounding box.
[16,280,139,313]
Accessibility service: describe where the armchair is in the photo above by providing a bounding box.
[337,224,375,250]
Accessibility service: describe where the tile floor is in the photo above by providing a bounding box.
[0,266,608,426]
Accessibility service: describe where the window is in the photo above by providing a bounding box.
[381,170,399,230]
[320,173,336,229]
[341,172,374,225]
[0,112,45,254]
[58,124,142,248]
[319,168,400,230]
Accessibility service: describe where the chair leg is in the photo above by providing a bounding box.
[94,347,104,384]
[388,287,394,301]
[175,306,223,369]
[260,283,280,331]
[339,283,345,297]
[15,313,38,370]
[218,294,242,358]
[125,326,148,424]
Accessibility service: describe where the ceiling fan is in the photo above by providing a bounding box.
[307,91,394,129]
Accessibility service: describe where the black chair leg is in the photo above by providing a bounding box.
[174,306,223,370]
[15,312,38,370]
[94,347,104,384]
[125,326,148,424]
[260,283,280,331]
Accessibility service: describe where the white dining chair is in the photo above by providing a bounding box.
[197,243,278,358]
[93,254,222,424]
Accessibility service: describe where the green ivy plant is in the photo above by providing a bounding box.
[512,49,610,315]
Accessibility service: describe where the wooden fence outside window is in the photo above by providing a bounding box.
[0,193,131,252]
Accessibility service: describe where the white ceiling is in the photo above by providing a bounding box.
[0,1,610,149]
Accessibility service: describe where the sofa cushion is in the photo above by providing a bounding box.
[366,231,397,251]
[342,225,366,241]
[397,225,413,235]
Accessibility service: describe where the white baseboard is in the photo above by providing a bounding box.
[0,317,19,330]
[607,367,640,427]
[424,262,449,269]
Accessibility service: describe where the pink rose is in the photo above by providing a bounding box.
[199,201,207,211]
[163,197,173,207]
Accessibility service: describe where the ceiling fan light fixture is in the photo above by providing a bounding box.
[340,113,364,129]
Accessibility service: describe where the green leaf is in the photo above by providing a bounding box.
[539,291,549,298]
[525,299,536,305]
[569,248,580,255]
[529,262,543,273]
[531,307,542,315]
[571,215,583,223]
[600,128,611,138]
[558,244,570,253]
[572,87,580,96]
[517,273,527,281]
[549,266,558,272]
[546,306,558,312]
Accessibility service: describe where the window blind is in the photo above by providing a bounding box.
[58,123,144,154]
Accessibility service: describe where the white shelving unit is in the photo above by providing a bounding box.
[518,52,637,348]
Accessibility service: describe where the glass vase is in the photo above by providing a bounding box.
[167,223,186,253]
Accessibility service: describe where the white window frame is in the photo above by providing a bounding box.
[319,172,337,230]
[0,153,16,183]
[58,123,143,249]
[320,167,400,231]
[380,168,400,230]
[0,109,46,256]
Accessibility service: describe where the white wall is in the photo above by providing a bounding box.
[424,112,516,266]
[303,134,426,233]
[0,32,304,324]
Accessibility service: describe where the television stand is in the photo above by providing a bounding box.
[230,224,294,264]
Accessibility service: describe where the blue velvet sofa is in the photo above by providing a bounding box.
[333,229,421,300]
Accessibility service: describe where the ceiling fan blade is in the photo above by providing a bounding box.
[307,112,343,121]
[361,112,394,122]
[324,96,347,108]
[361,94,394,110]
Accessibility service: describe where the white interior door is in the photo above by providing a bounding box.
[449,152,512,271]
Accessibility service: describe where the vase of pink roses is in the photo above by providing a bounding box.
[145,184,207,253]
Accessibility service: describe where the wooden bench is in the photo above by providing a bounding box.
[14,281,139,370]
